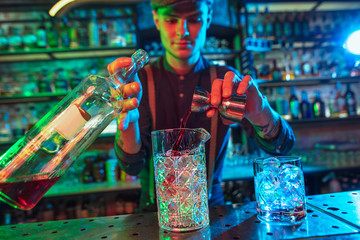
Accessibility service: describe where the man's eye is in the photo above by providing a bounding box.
[165,18,177,23]
[188,17,202,23]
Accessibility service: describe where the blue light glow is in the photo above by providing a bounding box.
[344,30,360,55]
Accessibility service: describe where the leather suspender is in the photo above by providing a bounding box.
[144,64,218,202]
[144,65,156,204]
[208,65,218,197]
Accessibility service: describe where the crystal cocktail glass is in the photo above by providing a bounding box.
[152,128,210,232]
[253,156,307,225]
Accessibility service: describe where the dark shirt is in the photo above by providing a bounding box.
[115,55,295,211]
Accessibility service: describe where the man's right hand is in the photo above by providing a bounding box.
[108,57,143,131]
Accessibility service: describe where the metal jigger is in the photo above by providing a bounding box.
[191,86,247,122]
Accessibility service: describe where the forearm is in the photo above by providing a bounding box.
[115,120,142,154]
[247,98,281,140]
[245,98,295,155]
[114,120,145,175]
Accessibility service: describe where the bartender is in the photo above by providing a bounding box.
[108,0,295,211]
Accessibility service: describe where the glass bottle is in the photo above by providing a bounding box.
[300,90,312,119]
[344,83,357,116]
[312,91,325,118]
[0,28,8,51]
[289,86,300,120]
[0,49,149,210]
[36,14,47,48]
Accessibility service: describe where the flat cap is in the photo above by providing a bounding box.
[150,0,213,10]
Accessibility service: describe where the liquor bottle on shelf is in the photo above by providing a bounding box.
[271,59,282,81]
[47,18,60,49]
[264,7,274,40]
[36,14,47,48]
[253,7,264,38]
[344,83,357,116]
[89,10,100,47]
[0,49,149,211]
[0,27,8,51]
[300,90,312,119]
[335,81,347,117]
[312,91,325,118]
[328,90,337,117]
[275,87,289,118]
[59,17,70,48]
[68,21,79,49]
[23,25,37,50]
[289,86,300,120]
[8,27,22,51]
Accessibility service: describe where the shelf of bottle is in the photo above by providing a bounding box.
[257,76,360,87]
[0,46,137,62]
[147,50,239,61]
[288,115,360,126]
[0,92,67,104]
[44,180,141,198]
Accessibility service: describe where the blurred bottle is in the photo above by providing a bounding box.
[271,59,282,81]
[0,27,8,50]
[312,91,325,118]
[10,107,26,140]
[8,27,23,51]
[89,10,100,47]
[335,81,347,117]
[83,156,95,183]
[283,12,294,39]
[23,25,37,50]
[54,68,70,93]
[328,90,337,117]
[264,7,274,40]
[36,14,47,48]
[77,21,89,47]
[0,110,12,143]
[344,83,357,116]
[300,90,312,119]
[70,69,83,90]
[47,18,60,48]
[275,87,289,118]
[69,21,79,49]
[100,20,109,46]
[38,69,54,93]
[59,17,70,48]
[289,86,300,120]
[93,153,107,182]
[253,8,264,38]
[293,12,303,39]
[274,14,283,40]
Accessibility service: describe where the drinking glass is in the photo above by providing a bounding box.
[253,156,307,225]
[152,128,210,232]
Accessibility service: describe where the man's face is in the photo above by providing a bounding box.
[153,2,212,61]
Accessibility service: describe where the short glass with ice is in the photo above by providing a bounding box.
[253,156,307,225]
[151,128,210,232]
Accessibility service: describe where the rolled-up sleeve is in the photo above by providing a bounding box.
[241,116,295,155]
[253,117,295,155]
[114,143,146,176]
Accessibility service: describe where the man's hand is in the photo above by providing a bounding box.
[207,72,280,139]
[207,72,265,123]
[108,57,143,131]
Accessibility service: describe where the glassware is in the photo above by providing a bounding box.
[152,128,210,232]
[253,156,307,225]
[191,86,247,122]
[0,49,149,210]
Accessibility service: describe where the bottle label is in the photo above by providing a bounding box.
[53,104,91,140]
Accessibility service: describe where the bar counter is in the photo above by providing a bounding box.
[0,191,359,239]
